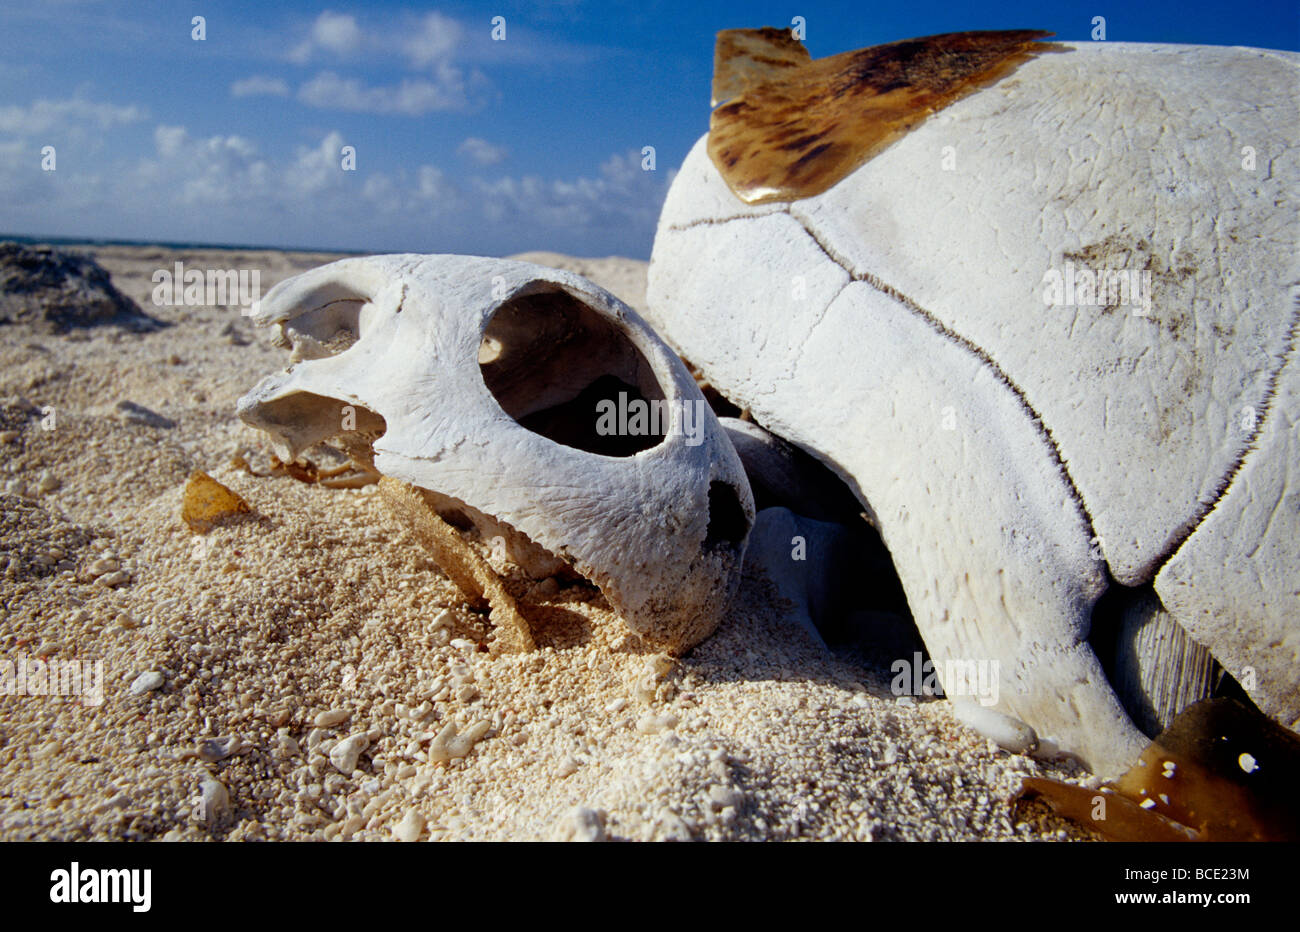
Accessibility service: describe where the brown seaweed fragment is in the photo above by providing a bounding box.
[232,451,378,488]
[708,28,1053,203]
[1015,698,1300,841]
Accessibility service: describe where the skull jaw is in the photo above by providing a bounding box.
[239,385,748,655]
[618,549,745,654]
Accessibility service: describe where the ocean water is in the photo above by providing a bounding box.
[0,233,366,255]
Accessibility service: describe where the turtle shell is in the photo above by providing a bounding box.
[647,34,1300,775]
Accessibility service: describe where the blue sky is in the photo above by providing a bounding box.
[1,0,1296,257]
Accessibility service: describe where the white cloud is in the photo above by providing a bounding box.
[289,11,364,63]
[289,10,465,70]
[284,130,350,196]
[457,137,507,166]
[153,125,188,158]
[0,98,146,136]
[416,164,452,202]
[415,165,440,197]
[278,11,491,115]
[361,172,399,213]
[4,117,665,256]
[312,11,363,51]
[231,76,291,98]
[138,125,270,206]
[139,125,409,211]
[402,12,464,70]
[297,70,470,115]
[476,150,670,235]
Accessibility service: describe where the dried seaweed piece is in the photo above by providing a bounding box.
[182,471,251,533]
[379,477,535,653]
[708,28,1053,203]
[1015,698,1300,841]
[1018,778,1198,842]
[232,451,378,488]
[317,469,379,490]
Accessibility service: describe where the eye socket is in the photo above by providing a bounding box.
[478,287,669,456]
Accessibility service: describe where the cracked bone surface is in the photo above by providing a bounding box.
[647,38,1300,776]
[238,254,754,653]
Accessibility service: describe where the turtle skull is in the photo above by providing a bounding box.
[237,254,754,652]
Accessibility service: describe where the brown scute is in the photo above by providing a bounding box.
[707,28,1054,203]
[778,133,822,152]
[712,26,813,106]
[792,142,834,169]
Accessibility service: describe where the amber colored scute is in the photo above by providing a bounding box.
[708,28,1053,204]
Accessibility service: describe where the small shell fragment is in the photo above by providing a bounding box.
[636,713,680,735]
[129,671,164,695]
[196,736,241,762]
[95,570,131,588]
[314,708,351,728]
[197,778,230,824]
[427,720,490,763]
[552,806,606,842]
[393,810,426,842]
[951,701,1038,754]
[182,471,251,533]
[329,733,370,774]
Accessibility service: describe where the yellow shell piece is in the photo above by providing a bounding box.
[182,470,251,533]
